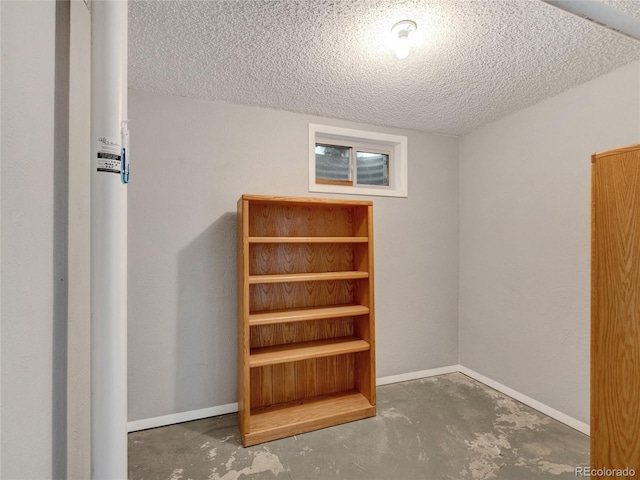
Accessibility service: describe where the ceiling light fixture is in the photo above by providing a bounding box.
[391,20,417,60]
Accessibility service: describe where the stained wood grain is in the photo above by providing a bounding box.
[249,280,357,312]
[249,243,356,275]
[249,271,368,284]
[237,198,250,434]
[250,356,356,408]
[249,336,369,367]
[244,390,375,447]
[249,204,358,237]
[250,317,355,349]
[249,304,369,326]
[238,195,376,446]
[249,236,368,243]
[592,145,640,477]
[361,205,376,404]
[241,194,372,206]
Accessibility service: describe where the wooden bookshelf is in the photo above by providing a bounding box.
[247,391,375,447]
[248,271,369,284]
[249,304,370,326]
[249,236,369,243]
[237,194,376,446]
[249,336,370,367]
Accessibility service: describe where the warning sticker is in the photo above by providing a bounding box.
[96,136,121,174]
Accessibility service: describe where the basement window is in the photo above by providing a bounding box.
[315,144,390,187]
[309,124,407,197]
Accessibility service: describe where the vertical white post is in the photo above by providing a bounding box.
[91,1,128,478]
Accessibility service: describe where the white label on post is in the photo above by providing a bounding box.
[96,136,121,174]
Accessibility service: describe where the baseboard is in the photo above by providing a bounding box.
[127,367,457,433]
[127,402,238,433]
[376,365,459,386]
[127,365,590,436]
[457,365,590,436]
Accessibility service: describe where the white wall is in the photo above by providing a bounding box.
[0,2,88,476]
[128,90,460,422]
[1,1,65,477]
[1,2,3,474]
[459,60,640,425]
[67,1,91,478]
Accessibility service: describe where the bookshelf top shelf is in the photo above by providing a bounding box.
[241,194,372,207]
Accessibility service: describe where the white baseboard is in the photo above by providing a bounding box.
[127,365,590,436]
[127,402,238,433]
[457,365,590,436]
[376,365,459,386]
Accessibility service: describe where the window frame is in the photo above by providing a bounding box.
[314,142,354,186]
[354,150,391,187]
[309,124,408,198]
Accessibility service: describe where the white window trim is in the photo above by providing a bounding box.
[309,124,408,198]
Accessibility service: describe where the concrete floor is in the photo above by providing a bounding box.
[128,373,589,479]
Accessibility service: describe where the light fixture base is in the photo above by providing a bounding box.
[391,20,417,37]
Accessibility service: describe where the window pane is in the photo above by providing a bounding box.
[315,145,351,182]
[356,151,389,186]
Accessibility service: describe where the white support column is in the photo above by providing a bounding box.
[90,1,128,478]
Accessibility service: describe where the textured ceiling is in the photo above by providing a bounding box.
[129,0,640,136]
[601,0,640,19]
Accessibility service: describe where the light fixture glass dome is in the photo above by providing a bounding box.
[391,20,417,60]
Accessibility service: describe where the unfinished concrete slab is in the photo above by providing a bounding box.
[128,373,589,479]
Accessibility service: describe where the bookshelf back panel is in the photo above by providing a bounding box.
[249,280,359,312]
[351,206,370,238]
[249,243,356,275]
[250,354,356,408]
[249,204,366,237]
[250,317,354,349]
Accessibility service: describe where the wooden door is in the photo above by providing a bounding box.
[592,145,640,477]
